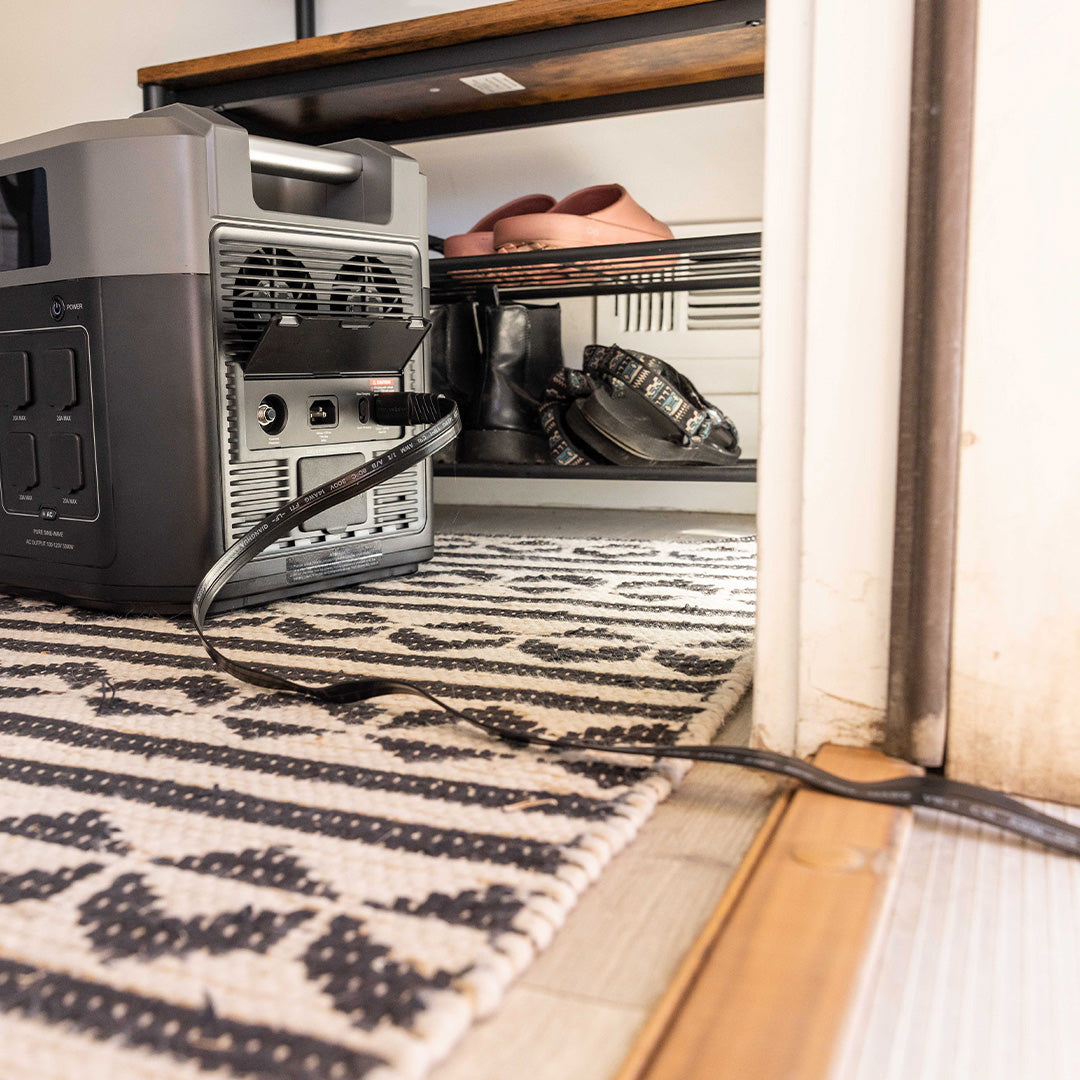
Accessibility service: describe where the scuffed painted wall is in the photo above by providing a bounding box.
[946,1,1080,804]
[754,0,914,756]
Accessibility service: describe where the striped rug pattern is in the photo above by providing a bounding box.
[0,533,755,1080]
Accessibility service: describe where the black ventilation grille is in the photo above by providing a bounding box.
[226,462,425,553]
[214,234,418,366]
[226,460,292,541]
[372,471,422,529]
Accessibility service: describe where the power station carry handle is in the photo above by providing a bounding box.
[248,136,364,184]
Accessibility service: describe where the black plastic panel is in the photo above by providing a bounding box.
[0,279,115,571]
[0,325,101,526]
[245,312,429,376]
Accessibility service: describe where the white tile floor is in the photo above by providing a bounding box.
[831,800,1080,1080]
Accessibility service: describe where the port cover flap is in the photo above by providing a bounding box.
[244,314,430,377]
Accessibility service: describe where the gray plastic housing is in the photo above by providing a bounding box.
[0,105,433,611]
[0,104,428,285]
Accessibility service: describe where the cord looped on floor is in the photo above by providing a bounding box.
[193,394,1080,860]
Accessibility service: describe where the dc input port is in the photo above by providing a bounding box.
[257,395,287,435]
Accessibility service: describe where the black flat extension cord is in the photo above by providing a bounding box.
[193,393,1080,860]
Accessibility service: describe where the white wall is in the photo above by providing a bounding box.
[754,0,913,755]
[0,1,762,237]
[0,1,288,143]
[402,100,763,239]
[793,0,913,754]
[752,0,813,755]
[946,0,1080,803]
[0,1,505,144]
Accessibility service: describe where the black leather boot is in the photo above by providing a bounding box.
[428,302,483,463]
[456,302,563,464]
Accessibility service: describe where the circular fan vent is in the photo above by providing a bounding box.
[332,255,406,317]
[231,247,317,326]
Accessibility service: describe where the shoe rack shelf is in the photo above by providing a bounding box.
[139,0,763,484]
[432,460,756,481]
[429,233,761,302]
[429,234,760,484]
[137,0,765,143]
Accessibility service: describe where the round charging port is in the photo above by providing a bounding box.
[257,395,287,435]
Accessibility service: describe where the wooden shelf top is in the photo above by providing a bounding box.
[139,0,756,89]
[138,0,764,143]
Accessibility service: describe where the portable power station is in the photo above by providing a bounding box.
[0,105,433,611]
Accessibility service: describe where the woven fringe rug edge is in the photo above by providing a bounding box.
[372,651,757,1080]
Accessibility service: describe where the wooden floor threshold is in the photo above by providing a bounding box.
[617,745,921,1080]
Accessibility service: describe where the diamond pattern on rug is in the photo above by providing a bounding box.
[0,532,754,1080]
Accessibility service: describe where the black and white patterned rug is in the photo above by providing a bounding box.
[0,532,755,1080]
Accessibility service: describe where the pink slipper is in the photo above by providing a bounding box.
[493,184,674,252]
[443,194,556,258]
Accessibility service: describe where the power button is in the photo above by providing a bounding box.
[50,296,66,321]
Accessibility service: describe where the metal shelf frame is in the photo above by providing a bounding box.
[431,233,760,483]
[434,460,756,481]
[430,232,762,303]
